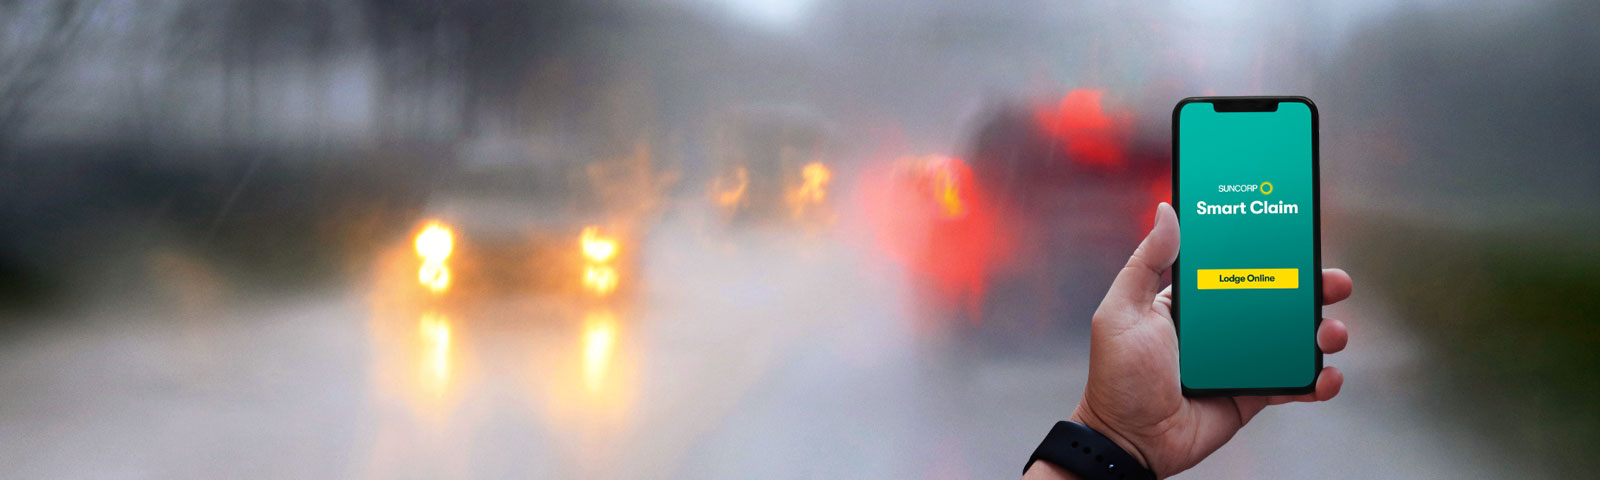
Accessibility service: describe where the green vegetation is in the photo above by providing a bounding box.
[1346,216,1600,476]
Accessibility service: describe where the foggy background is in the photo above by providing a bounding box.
[1,0,1596,478]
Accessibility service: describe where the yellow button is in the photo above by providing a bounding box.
[1197,268,1299,289]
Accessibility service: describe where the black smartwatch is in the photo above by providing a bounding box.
[1024,421,1155,480]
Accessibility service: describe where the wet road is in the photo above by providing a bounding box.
[0,208,1533,478]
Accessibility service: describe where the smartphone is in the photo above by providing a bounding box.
[1172,96,1321,396]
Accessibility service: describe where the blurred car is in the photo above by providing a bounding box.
[707,108,837,228]
[401,132,664,304]
[962,89,1170,325]
[862,90,1170,329]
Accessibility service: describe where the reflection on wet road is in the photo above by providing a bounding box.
[417,313,452,400]
[0,208,1536,478]
[582,311,617,393]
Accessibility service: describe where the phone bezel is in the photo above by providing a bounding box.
[1171,96,1323,397]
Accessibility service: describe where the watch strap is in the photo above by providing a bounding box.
[1024,421,1155,480]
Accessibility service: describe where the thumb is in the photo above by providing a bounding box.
[1097,202,1180,322]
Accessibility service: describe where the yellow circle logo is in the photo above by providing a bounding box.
[1260,181,1273,195]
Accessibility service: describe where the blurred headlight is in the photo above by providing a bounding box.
[580,227,618,263]
[415,222,454,293]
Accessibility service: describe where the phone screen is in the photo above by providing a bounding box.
[1174,98,1319,393]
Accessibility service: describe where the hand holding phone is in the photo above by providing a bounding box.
[1058,203,1352,479]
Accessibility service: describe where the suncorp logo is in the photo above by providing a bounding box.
[1198,179,1297,216]
[1218,182,1273,195]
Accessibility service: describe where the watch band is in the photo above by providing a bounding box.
[1024,421,1155,480]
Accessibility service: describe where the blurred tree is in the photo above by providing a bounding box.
[359,0,585,139]
[0,0,101,150]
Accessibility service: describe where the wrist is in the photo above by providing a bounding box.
[1027,419,1155,480]
[1069,401,1152,475]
